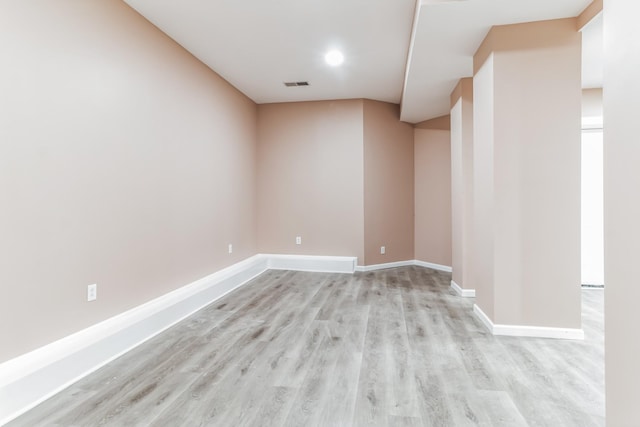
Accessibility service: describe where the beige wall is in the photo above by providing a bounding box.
[473,19,582,328]
[604,0,640,423]
[363,101,415,265]
[414,129,452,267]
[450,78,474,289]
[414,115,451,131]
[0,1,258,362]
[582,88,603,118]
[256,100,365,262]
[257,99,418,267]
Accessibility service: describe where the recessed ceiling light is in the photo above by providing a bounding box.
[325,50,344,67]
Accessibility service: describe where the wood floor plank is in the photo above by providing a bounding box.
[386,415,423,427]
[54,334,204,426]
[147,327,269,426]
[272,320,328,388]
[413,371,457,426]
[318,305,368,427]
[259,273,327,345]
[384,288,419,418]
[474,390,529,427]
[352,302,390,426]
[235,386,296,427]
[445,389,494,426]
[282,324,342,427]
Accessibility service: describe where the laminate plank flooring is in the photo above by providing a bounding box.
[8,267,605,426]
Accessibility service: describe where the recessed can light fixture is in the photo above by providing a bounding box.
[325,50,344,66]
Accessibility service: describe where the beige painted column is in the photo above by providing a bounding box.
[603,0,640,423]
[450,78,475,297]
[472,19,582,337]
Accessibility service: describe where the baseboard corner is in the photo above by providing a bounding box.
[451,280,476,297]
[472,304,584,340]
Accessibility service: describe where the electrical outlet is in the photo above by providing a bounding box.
[87,284,97,302]
[228,244,233,254]
[380,246,386,255]
[296,236,302,245]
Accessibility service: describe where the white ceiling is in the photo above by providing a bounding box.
[401,0,595,123]
[123,0,601,124]
[122,0,416,105]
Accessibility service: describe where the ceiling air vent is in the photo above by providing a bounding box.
[284,81,309,87]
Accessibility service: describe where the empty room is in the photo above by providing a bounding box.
[1,0,638,426]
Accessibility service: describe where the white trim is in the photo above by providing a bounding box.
[413,260,452,272]
[355,259,453,273]
[473,304,584,340]
[355,260,415,272]
[473,304,494,333]
[451,280,476,297]
[0,253,360,425]
[265,254,356,273]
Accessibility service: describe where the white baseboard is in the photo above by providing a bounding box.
[473,304,584,340]
[355,260,415,272]
[451,280,476,297]
[266,254,357,273]
[0,253,359,425]
[413,260,453,273]
[355,259,452,273]
[473,304,495,334]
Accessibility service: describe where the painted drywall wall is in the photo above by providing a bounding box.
[603,0,640,423]
[256,99,418,267]
[414,129,452,267]
[414,115,451,131]
[0,0,257,362]
[473,19,582,328]
[450,78,474,289]
[256,100,365,262]
[363,100,415,265]
[582,88,603,118]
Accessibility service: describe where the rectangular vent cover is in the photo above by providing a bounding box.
[284,81,309,87]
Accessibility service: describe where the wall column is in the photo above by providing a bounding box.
[450,78,474,296]
[603,0,640,423]
[472,19,582,337]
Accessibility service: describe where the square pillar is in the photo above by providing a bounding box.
[450,78,475,297]
[603,0,640,423]
[472,19,582,338]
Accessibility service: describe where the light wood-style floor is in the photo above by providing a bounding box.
[9,267,604,426]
